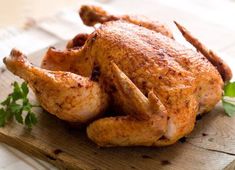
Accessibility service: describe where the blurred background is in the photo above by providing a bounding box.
[0,0,235,169]
[1,0,235,28]
[1,0,235,55]
[0,0,79,27]
[0,0,235,26]
[1,0,235,58]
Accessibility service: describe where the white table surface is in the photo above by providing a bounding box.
[0,0,235,169]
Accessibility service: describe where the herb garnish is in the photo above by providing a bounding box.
[222,81,235,116]
[0,82,38,128]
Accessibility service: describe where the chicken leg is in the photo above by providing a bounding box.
[4,49,109,123]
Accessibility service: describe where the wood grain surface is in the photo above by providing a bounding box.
[0,45,235,170]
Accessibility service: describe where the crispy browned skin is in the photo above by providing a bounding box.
[4,49,109,123]
[79,5,174,38]
[41,47,91,76]
[66,33,89,49]
[41,6,227,147]
[174,21,232,83]
[88,63,168,146]
[4,5,231,147]
[82,21,224,146]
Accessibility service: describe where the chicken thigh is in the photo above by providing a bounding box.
[4,5,232,147]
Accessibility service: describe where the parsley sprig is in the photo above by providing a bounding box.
[0,82,38,128]
[222,81,235,116]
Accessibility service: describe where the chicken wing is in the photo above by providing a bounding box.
[174,21,232,82]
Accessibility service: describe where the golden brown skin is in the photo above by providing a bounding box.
[4,49,109,123]
[66,33,89,49]
[83,21,224,146]
[42,19,226,146]
[88,63,168,146]
[4,5,232,147]
[41,47,91,76]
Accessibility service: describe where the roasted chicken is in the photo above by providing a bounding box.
[4,5,232,147]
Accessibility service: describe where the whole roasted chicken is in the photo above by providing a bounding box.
[4,5,232,147]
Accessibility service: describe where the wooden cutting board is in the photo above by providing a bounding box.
[0,47,235,170]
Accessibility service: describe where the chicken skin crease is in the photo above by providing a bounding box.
[3,5,232,147]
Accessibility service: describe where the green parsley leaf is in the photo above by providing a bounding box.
[12,82,23,101]
[1,96,11,106]
[222,100,235,117]
[223,81,235,116]
[0,108,7,127]
[21,82,29,97]
[224,82,235,97]
[30,112,38,125]
[10,103,22,113]
[25,112,37,128]
[15,111,23,124]
[23,103,32,112]
[0,81,39,128]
